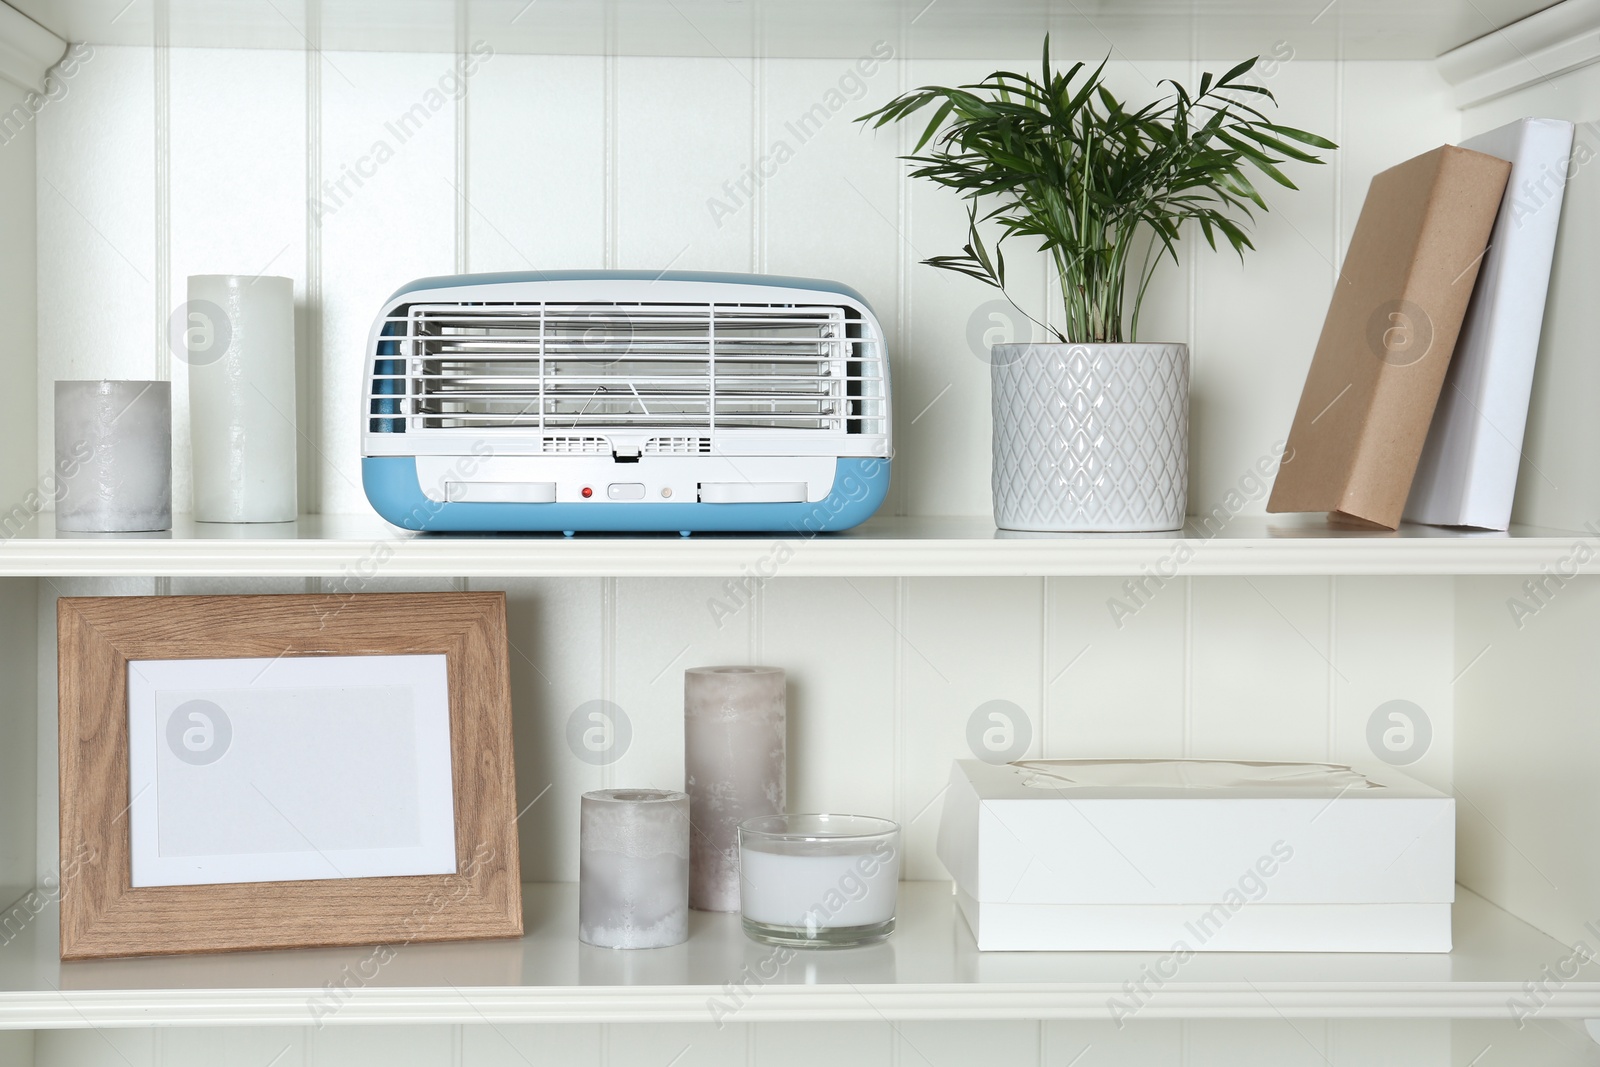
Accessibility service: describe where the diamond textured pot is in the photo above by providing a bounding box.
[991,342,1189,532]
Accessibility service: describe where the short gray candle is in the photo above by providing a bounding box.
[54,380,172,533]
[684,666,786,913]
[579,788,690,950]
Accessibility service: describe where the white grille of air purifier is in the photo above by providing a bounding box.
[368,301,888,449]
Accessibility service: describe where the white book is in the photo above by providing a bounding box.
[1405,117,1574,530]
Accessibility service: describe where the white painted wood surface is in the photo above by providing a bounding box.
[2,885,1595,1028]
[0,514,1592,577]
[20,1018,1590,1067]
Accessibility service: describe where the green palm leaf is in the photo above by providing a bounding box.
[856,38,1334,342]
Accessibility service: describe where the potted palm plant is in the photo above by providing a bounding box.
[859,43,1334,531]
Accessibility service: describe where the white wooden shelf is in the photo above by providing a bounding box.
[0,513,1592,578]
[1,884,1596,1028]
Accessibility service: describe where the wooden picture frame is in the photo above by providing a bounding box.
[58,592,522,960]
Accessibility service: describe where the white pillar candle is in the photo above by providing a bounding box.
[186,275,297,522]
[738,813,900,948]
[684,666,785,913]
[54,381,172,533]
[579,789,691,950]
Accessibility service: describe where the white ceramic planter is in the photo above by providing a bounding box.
[990,342,1189,532]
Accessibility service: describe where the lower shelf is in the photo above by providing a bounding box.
[2,884,1597,1027]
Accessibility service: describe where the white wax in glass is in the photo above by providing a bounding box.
[684,666,785,912]
[739,845,900,929]
[187,275,298,522]
[54,381,172,533]
[579,789,691,950]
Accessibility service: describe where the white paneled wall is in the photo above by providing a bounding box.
[1455,572,1600,950]
[34,46,1458,520]
[0,577,34,957]
[466,53,604,273]
[1189,59,1334,519]
[0,77,38,514]
[168,46,308,512]
[0,75,39,926]
[32,574,1453,883]
[576,573,1453,882]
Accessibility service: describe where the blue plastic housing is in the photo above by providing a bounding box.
[362,456,891,535]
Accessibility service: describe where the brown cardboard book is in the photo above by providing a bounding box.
[1267,145,1511,529]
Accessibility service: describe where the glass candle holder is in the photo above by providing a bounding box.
[737,814,900,949]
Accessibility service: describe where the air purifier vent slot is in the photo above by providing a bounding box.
[367,300,888,446]
[542,435,609,454]
[645,436,712,455]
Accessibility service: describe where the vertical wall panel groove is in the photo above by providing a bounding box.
[892,576,905,832]
[751,55,765,274]
[152,0,171,600]
[1039,579,1050,755]
[602,15,617,269]
[152,0,170,385]
[1182,577,1193,757]
[303,2,323,514]
[892,45,909,519]
[751,578,763,665]
[1327,577,1338,760]
[454,2,470,275]
[601,576,617,792]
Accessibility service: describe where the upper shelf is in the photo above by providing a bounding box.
[2,884,1597,1027]
[0,512,1593,578]
[7,0,1554,60]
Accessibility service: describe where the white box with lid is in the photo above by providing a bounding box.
[936,759,1455,952]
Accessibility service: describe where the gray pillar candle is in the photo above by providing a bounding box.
[54,381,172,533]
[579,789,691,949]
[684,666,786,913]
[187,275,298,522]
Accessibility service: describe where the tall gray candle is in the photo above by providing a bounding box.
[685,666,786,912]
[187,275,298,522]
[579,788,691,949]
[54,381,172,532]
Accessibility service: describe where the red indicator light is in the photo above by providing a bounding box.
[581,486,593,499]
